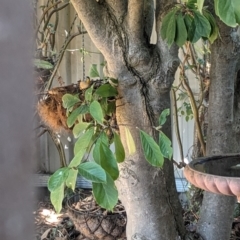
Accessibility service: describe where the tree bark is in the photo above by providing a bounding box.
[71,0,185,239]
[197,21,240,240]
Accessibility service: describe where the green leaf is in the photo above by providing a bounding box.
[124,127,136,155]
[69,148,86,168]
[113,132,125,163]
[65,168,78,191]
[106,101,116,115]
[186,0,197,8]
[215,0,237,27]
[67,105,89,128]
[159,132,173,160]
[73,122,91,138]
[108,78,118,87]
[34,59,54,69]
[233,0,240,25]
[166,11,177,47]
[89,101,104,124]
[48,167,69,192]
[159,108,170,126]
[92,173,118,211]
[50,184,64,213]
[78,162,106,183]
[100,97,108,115]
[140,130,164,167]
[197,0,204,13]
[93,133,109,164]
[74,127,94,155]
[99,142,119,180]
[95,84,118,97]
[89,64,100,78]
[184,14,194,41]
[161,8,178,40]
[85,87,93,102]
[203,10,219,43]
[175,13,188,47]
[192,10,211,39]
[214,0,219,16]
[184,14,193,35]
[62,94,80,110]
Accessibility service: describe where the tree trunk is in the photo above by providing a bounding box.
[71,0,186,239]
[197,21,240,240]
[115,66,184,239]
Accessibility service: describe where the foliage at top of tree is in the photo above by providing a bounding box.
[161,0,240,47]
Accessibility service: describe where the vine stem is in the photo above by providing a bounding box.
[171,88,185,164]
[45,32,82,91]
[181,76,206,156]
[180,42,206,156]
[35,1,68,37]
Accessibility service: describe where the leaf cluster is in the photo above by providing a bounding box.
[48,68,124,212]
[48,66,174,213]
[161,0,219,47]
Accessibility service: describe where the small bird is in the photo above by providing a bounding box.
[79,76,91,90]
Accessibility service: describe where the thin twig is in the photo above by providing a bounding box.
[171,88,185,164]
[45,32,83,91]
[181,76,206,156]
[35,0,66,36]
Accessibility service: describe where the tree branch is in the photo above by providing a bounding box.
[70,0,114,57]
[127,0,144,42]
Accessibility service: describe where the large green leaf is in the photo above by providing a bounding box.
[73,122,91,138]
[89,64,100,78]
[65,168,78,191]
[203,10,219,43]
[215,0,238,27]
[92,173,118,211]
[48,167,69,192]
[159,132,173,160]
[50,184,64,213]
[192,10,211,39]
[62,94,80,110]
[74,127,94,155]
[99,142,119,180]
[89,101,104,124]
[140,130,164,167]
[34,59,54,69]
[113,132,125,163]
[78,162,106,183]
[93,133,109,164]
[67,104,89,128]
[95,84,118,97]
[175,14,188,47]
[159,108,170,126]
[124,127,136,155]
[161,8,178,40]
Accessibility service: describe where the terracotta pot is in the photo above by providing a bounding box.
[184,153,240,201]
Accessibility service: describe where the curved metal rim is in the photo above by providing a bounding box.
[187,153,240,180]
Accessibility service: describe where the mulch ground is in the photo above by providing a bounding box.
[33,188,240,240]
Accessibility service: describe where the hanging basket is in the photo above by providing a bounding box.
[66,192,126,240]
